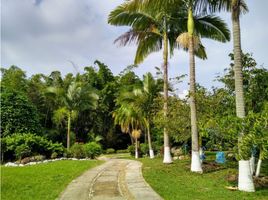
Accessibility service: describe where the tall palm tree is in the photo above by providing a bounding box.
[50,81,99,149]
[109,1,183,163]
[176,0,230,173]
[201,0,254,191]
[116,72,161,158]
[113,104,146,158]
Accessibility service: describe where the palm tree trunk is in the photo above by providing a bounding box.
[67,111,71,150]
[147,122,154,158]
[232,12,255,192]
[163,29,172,164]
[188,8,202,173]
[255,159,262,177]
[135,137,139,159]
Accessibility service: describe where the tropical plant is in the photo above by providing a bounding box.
[51,81,98,149]
[206,0,255,192]
[108,0,185,163]
[113,101,146,158]
[116,73,161,158]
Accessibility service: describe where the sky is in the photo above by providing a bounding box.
[1,0,268,96]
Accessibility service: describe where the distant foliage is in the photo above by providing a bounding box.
[69,142,102,159]
[106,148,115,154]
[1,91,42,137]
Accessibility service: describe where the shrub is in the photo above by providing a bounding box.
[15,144,31,160]
[127,145,135,156]
[2,133,65,161]
[116,149,129,153]
[106,148,115,154]
[84,142,102,159]
[51,152,58,159]
[140,143,149,157]
[70,143,86,159]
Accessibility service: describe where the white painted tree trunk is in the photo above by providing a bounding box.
[149,149,155,159]
[135,138,138,159]
[163,146,172,164]
[191,151,203,173]
[255,159,262,177]
[249,155,255,175]
[238,160,255,192]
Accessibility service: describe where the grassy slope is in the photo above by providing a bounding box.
[1,160,103,200]
[141,157,268,200]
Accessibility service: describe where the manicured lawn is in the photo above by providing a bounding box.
[141,156,268,200]
[1,160,103,200]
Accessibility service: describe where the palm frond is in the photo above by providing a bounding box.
[195,15,230,42]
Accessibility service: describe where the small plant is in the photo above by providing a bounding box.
[116,149,129,153]
[51,152,58,159]
[15,144,31,160]
[70,143,86,159]
[140,143,149,157]
[106,148,115,154]
[84,142,102,159]
[127,145,135,156]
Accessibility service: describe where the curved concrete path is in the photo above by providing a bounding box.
[58,159,163,200]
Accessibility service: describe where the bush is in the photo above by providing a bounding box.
[51,152,58,159]
[106,148,115,154]
[15,144,31,160]
[84,142,102,159]
[1,133,65,161]
[127,145,135,156]
[116,149,129,153]
[70,143,86,159]
[140,143,149,157]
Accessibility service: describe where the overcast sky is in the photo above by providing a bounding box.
[1,0,268,95]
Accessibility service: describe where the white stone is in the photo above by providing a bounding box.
[4,162,18,167]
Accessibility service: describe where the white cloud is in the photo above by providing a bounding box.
[1,0,268,92]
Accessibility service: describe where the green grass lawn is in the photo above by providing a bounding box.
[141,156,268,200]
[1,160,103,200]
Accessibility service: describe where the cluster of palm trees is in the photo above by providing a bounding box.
[109,0,254,192]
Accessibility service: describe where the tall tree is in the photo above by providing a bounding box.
[176,0,230,173]
[50,81,98,149]
[207,0,255,192]
[109,0,185,163]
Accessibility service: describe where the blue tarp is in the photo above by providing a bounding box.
[216,151,225,164]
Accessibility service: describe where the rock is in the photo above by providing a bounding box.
[179,155,189,160]
[43,160,49,163]
[19,164,24,167]
[171,147,184,156]
[5,162,18,167]
[173,156,178,160]
[29,162,37,165]
[20,157,31,164]
[71,158,78,160]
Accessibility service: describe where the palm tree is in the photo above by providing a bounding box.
[113,104,146,158]
[176,0,230,173]
[116,72,161,158]
[50,81,98,150]
[202,0,254,192]
[109,0,186,164]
